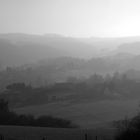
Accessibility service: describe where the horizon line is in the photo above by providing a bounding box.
[1,32,140,39]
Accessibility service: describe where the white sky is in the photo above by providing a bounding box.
[1,0,140,37]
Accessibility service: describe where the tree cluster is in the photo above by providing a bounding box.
[114,112,140,140]
[0,99,77,128]
[1,72,140,108]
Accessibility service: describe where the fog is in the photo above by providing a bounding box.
[1,0,140,139]
[1,0,140,37]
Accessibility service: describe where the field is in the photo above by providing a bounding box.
[0,125,117,140]
[15,99,140,128]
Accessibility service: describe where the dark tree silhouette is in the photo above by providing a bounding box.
[0,98,77,128]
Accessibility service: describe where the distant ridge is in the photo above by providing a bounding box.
[0,33,140,68]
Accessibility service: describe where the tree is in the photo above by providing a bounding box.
[0,99,9,112]
[115,109,140,140]
[0,99,77,128]
[6,83,26,91]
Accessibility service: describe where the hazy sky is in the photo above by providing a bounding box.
[1,0,140,37]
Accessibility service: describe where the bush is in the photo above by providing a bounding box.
[115,114,140,140]
[0,98,78,128]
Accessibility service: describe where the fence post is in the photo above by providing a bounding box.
[95,135,97,140]
[42,136,47,140]
[85,133,88,140]
[0,135,4,140]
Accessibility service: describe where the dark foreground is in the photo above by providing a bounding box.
[0,125,117,140]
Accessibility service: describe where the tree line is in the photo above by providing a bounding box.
[0,99,77,128]
[114,110,140,140]
[1,72,140,108]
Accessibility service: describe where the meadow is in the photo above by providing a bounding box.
[15,99,140,128]
[0,125,117,140]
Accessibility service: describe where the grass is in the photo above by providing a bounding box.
[0,99,133,140]
[14,99,140,128]
[0,125,117,140]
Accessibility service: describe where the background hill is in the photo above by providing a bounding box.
[1,33,140,68]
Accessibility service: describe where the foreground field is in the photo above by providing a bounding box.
[15,99,140,128]
[0,126,117,140]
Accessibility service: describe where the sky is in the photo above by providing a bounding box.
[1,0,140,37]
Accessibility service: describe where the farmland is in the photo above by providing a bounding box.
[15,99,139,128]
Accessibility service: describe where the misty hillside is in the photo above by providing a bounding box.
[1,73,140,128]
[0,34,65,67]
[0,33,98,67]
[1,33,140,90]
[1,33,140,68]
[0,39,29,67]
[1,54,140,91]
[116,42,140,54]
[1,34,140,129]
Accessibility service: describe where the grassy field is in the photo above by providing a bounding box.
[0,99,136,140]
[15,99,140,128]
[0,125,117,140]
